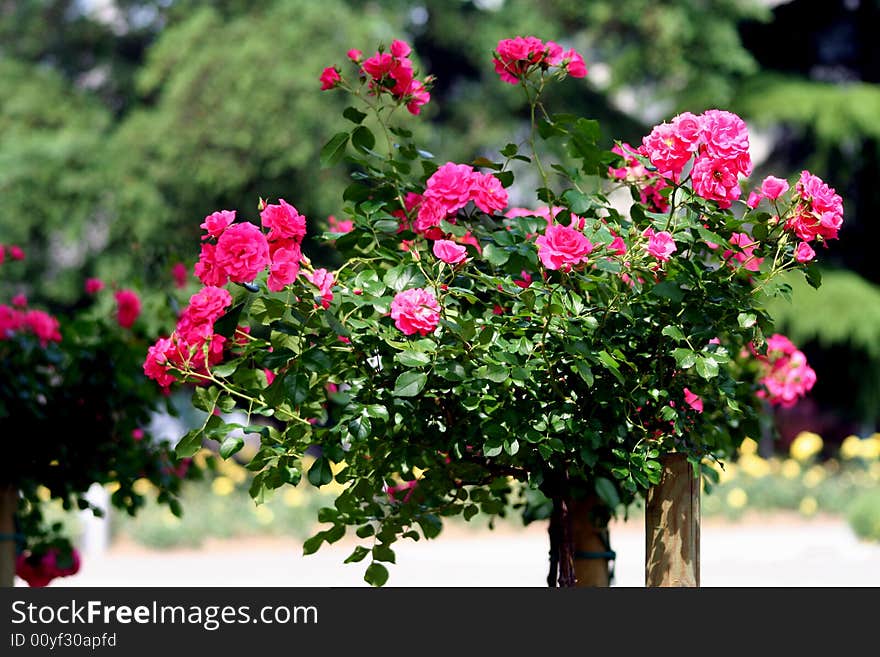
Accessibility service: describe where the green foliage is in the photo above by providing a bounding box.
[848,489,880,542]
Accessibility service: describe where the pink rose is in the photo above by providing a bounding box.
[432,239,467,264]
[405,79,431,115]
[177,286,232,343]
[194,242,228,287]
[536,223,594,271]
[414,195,449,234]
[795,241,816,263]
[724,232,763,272]
[758,338,816,408]
[671,112,703,153]
[132,428,144,441]
[641,121,693,180]
[0,304,24,337]
[390,40,412,58]
[747,191,763,209]
[327,215,354,234]
[260,199,307,242]
[9,245,24,260]
[305,268,335,309]
[470,172,508,214]
[214,222,270,283]
[267,243,302,293]
[493,36,546,84]
[691,156,741,209]
[144,337,178,388]
[115,289,141,329]
[786,170,844,243]
[171,262,188,288]
[683,388,704,413]
[700,109,750,163]
[11,294,26,308]
[563,49,587,78]
[347,49,362,63]
[760,176,789,200]
[643,228,677,262]
[24,309,62,345]
[320,66,341,91]
[200,210,235,239]
[390,288,441,336]
[424,162,476,214]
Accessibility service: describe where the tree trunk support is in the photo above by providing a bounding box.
[0,486,19,587]
[645,453,700,587]
[571,496,613,587]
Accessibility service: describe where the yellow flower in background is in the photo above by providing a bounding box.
[790,431,823,462]
[132,478,153,496]
[726,487,748,509]
[799,496,818,516]
[193,448,212,470]
[739,437,759,455]
[105,482,120,494]
[780,459,801,480]
[738,453,771,478]
[253,505,274,525]
[217,458,247,484]
[865,434,880,460]
[211,476,235,497]
[283,487,304,508]
[36,486,51,502]
[162,509,181,527]
[717,462,737,485]
[802,465,826,488]
[330,460,348,476]
[840,435,863,460]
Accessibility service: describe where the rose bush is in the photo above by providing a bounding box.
[1,250,199,586]
[147,37,838,586]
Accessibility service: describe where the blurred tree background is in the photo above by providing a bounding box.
[2,0,878,444]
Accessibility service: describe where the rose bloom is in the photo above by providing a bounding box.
[795,241,816,263]
[8,245,24,260]
[760,176,789,200]
[390,288,441,336]
[260,199,307,242]
[424,162,476,214]
[200,210,235,238]
[214,222,270,283]
[177,286,232,342]
[11,294,26,308]
[641,121,693,180]
[320,66,341,90]
[536,223,594,271]
[194,242,228,287]
[23,309,62,345]
[305,268,335,309]
[683,388,704,413]
[405,79,431,115]
[563,49,587,77]
[143,336,178,388]
[267,243,302,292]
[114,289,141,329]
[724,232,763,272]
[787,170,844,242]
[413,195,449,234]
[432,239,467,264]
[691,156,742,209]
[643,228,677,262]
[171,262,188,288]
[470,172,508,214]
[699,109,750,162]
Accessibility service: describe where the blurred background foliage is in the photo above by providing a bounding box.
[1,0,879,440]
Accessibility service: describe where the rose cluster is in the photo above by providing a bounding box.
[16,548,81,587]
[321,40,431,115]
[609,142,670,213]
[492,36,587,84]
[641,109,751,209]
[756,334,817,407]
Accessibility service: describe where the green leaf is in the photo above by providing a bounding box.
[805,266,822,290]
[672,348,697,369]
[483,243,510,266]
[383,265,425,291]
[661,325,685,342]
[320,131,349,167]
[395,350,431,367]
[476,364,509,383]
[191,386,220,413]
[364,562,389,587]
[356,524,375,539]
[342,106,367,124]
[393,371,427,397]
[574,360,594,386]
[695,357,720,380]
[307,456,334,487]
[214,302,246,339]
[175,429,202,459]
[344,546,370,563]
[652,281,684,303]
[594,477,621,509]
[302,534,323,556]
[372,544,396,564]
[351,125,376,153]
[737,312,757,329]
[283,372,311,405]
[219,435,244,459]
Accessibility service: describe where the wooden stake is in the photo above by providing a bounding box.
[645,453,700,587]
[0,486,18,588]
[571,496,612,587]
